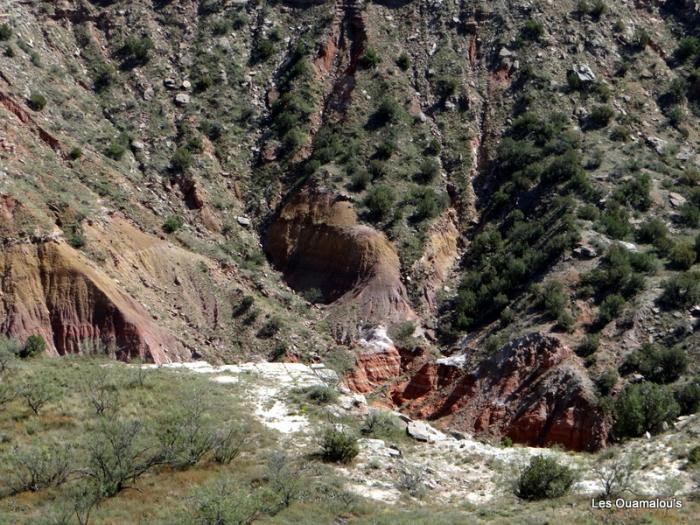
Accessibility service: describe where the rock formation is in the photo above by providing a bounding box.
[266,186,416,325]
[0,239,188,363]
[390,333,607,451]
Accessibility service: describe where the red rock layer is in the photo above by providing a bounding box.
[0,240,188,363]
[391,333,608,451]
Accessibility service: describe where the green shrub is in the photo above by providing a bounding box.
[520,20,544,42]
[365,185,395,220]
[669,242,696,270]
[18,374,59,415]
[93,61,117,92]
[258,317,283,338]
[0,23,12,41]
[396,52,410,71]
[374,97,402,126]
[535,281,569,320]
[436,76,459,98]
[6,444,72,494]
[668,106,687,128]
[4,45,15,58]
[620,343,688,384]
[614,173,651,211]
[171,147,194,173]
[516,456,576,500]
[595,369,618,396]
[597,294,625,326]
[660,271,700,308]
[675,381,700,415]
[676,36,700,62]
[688,446,700,468]
[415,157,440,184]
[637,218,671,252]
[105,140,127,161]
[233,295,254,316]
[613,382,680,438]
[27,92,47,111]
[610,125,630,142]
[86,419,158,497]
[412,188,445,221]
[120,36,153,67]
[294,385,337,405]
[68,147,83,160]
[349,169,371,191]
[375,140,396,160]
[321,429,359,463]
[598,203,630,239]
[359,48,380,69]
[254,38,275,61]
[635,28,651,49]
[576,334,600,357]
[162,215,183,233]
[361,411,404,440]
[21,334,46,358]
[589,105,614,128]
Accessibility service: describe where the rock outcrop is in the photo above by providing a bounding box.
[266,186,415,325]
[391,333,607,451]
[345,326,402,393]
[0,239,188,363]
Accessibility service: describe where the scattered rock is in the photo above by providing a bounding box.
[570,63,596,84]
[236,216,251,227]
[407,420,447,443]
[174,93,191,106]
[646,136,668,155]
[669,192,687,209]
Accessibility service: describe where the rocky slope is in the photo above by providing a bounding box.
[0,0,699,454]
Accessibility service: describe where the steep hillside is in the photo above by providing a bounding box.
[1,0,700,521]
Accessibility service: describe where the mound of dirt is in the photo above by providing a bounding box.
[265,186,415,325]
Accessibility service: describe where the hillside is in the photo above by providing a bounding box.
[0,0,699,523]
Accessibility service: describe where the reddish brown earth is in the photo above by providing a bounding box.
[351,332,608,451]
[0,240,188,363]
[266,186,416,325]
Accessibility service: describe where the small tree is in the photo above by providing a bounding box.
[155,391,215,469]
[85,419,157,497]
[185,477,260,525]
[589,105,614,128]
[620,343,688,384]
[596,294,625,326]
[359,48,380,69]
[213,423,249,465]
[675,381,700,415]
[17,376,58,415]
[613,382,680,438]
[162,215,183,233]
[669,242,696,270]
[516,456,576,500]
[82,367,120,416]
[266,451,304,509]
[592,448,639,499]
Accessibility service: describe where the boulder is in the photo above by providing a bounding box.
[570,64,596,84]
